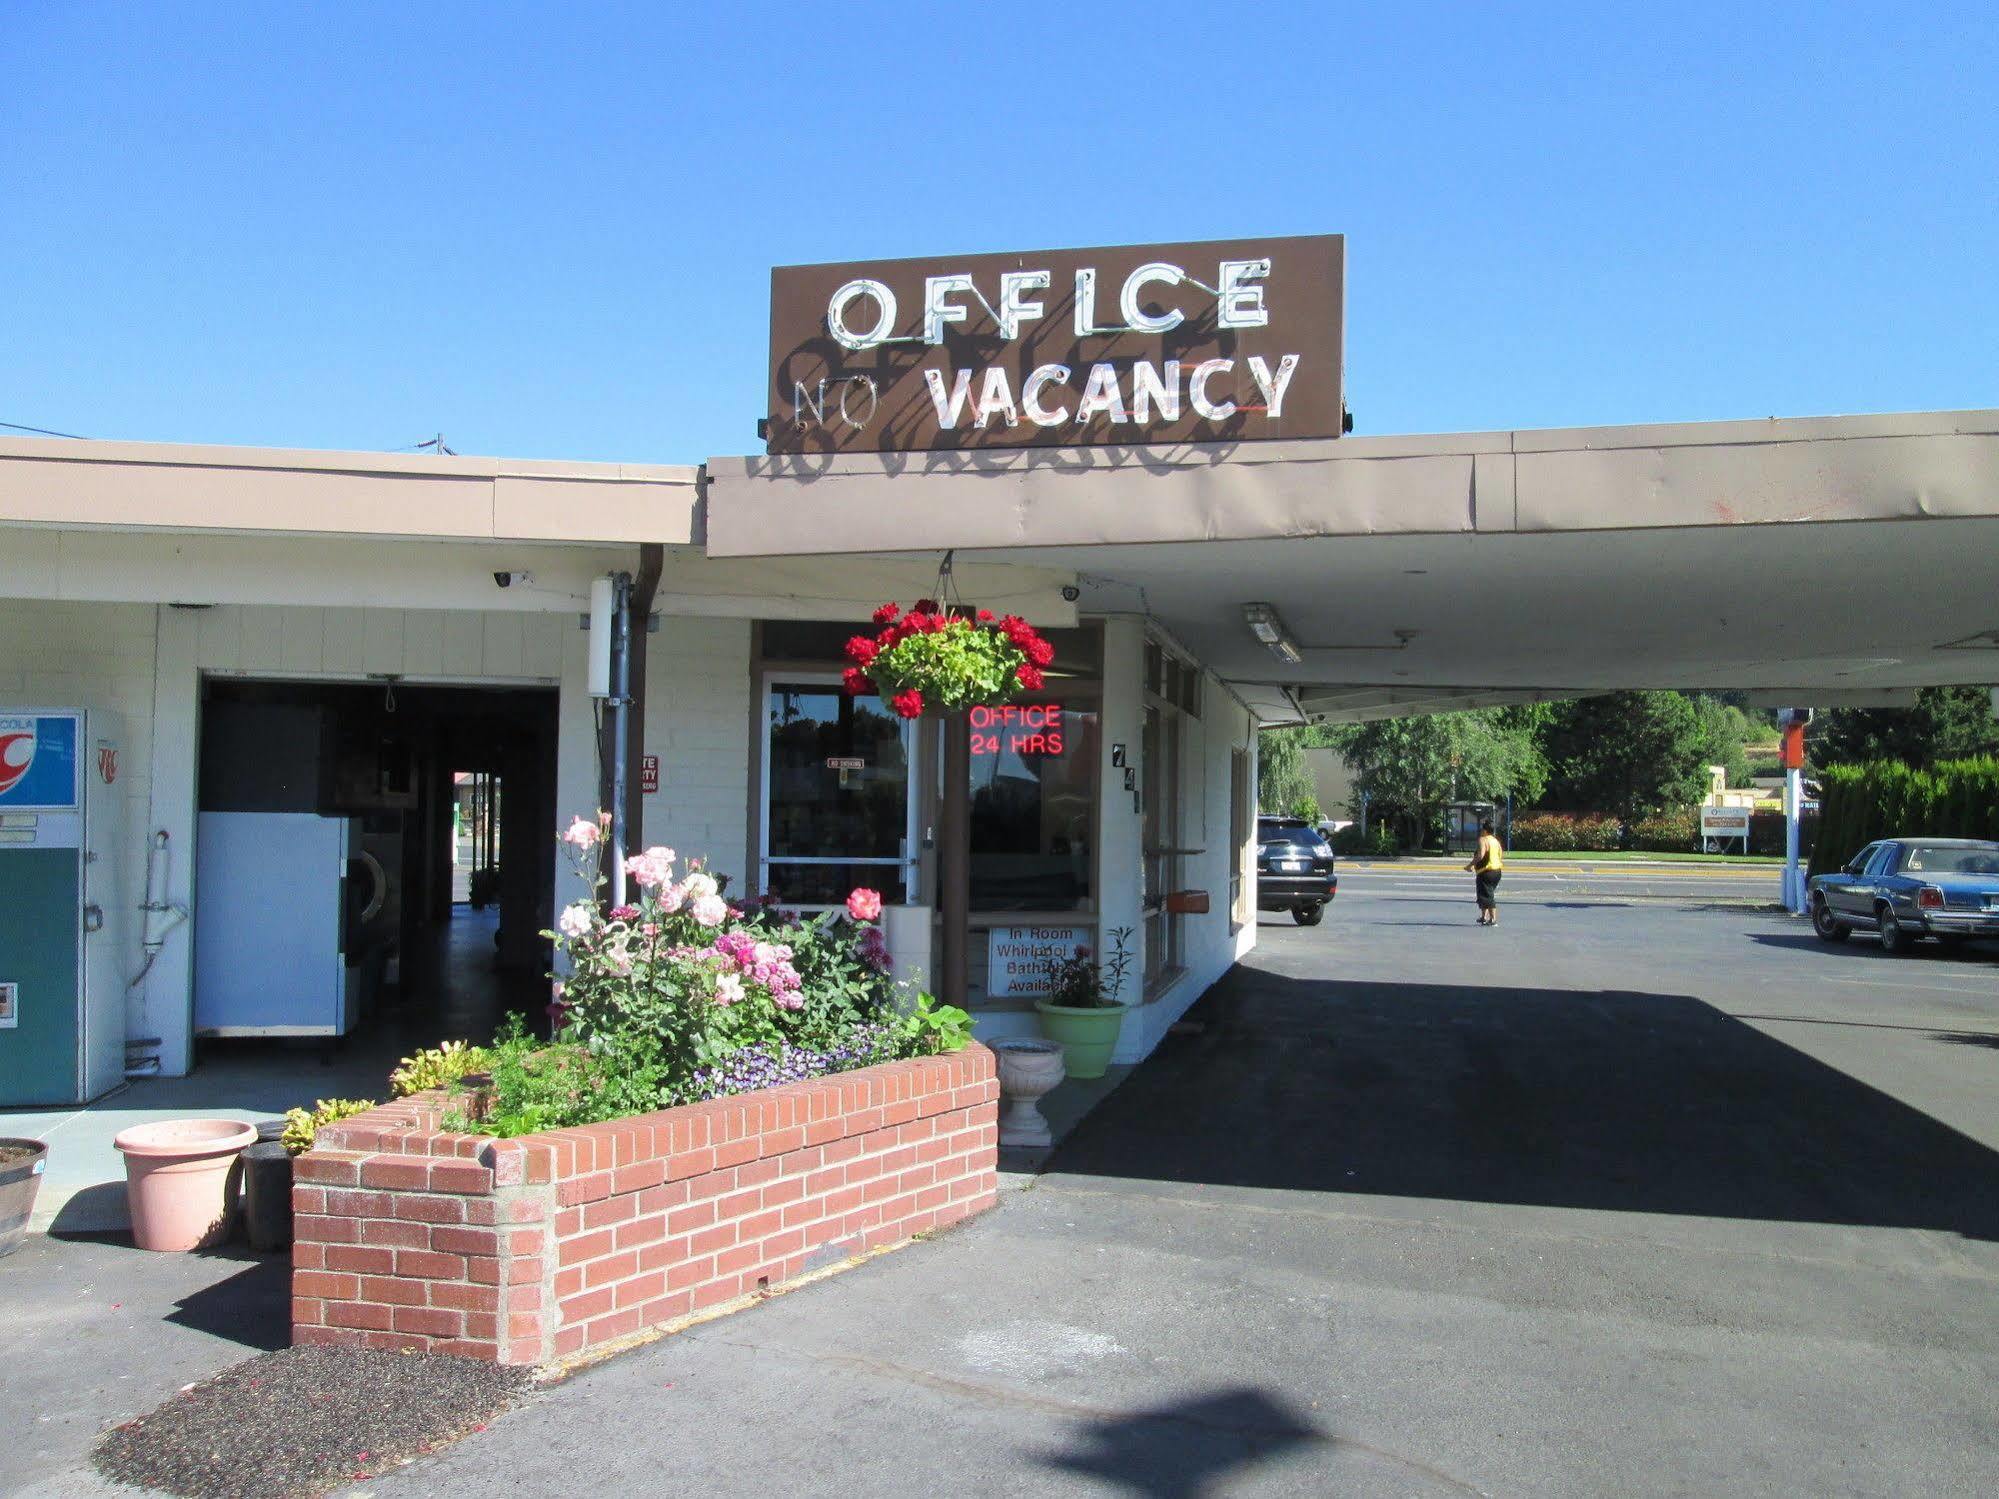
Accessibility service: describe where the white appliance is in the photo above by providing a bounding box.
[194,812,370,1036]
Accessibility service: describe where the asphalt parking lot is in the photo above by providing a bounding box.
[8,869,1995,1496]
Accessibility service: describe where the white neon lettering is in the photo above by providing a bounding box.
[1119,262,1186,334]
[997,270,1050,339]
[826,279,896,350]
[1130,360,1181,424]
[923,274,976,344]
[1216,259,1270,329]
[1190,358,1236,420]
[1022,364,1072,425]
[1075,362,1130,424]
[972,366,1020,428]
[923,368,977,428]
[1246,355,1299,419]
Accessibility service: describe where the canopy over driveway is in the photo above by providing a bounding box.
[706,408,1999,722]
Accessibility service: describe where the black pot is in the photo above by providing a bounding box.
[0,1137,49,1258]
[240,1140,294,1252]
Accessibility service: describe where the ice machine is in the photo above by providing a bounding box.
[0,708,129,1106]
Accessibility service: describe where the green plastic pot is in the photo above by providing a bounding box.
[1033,1001,1129,1080]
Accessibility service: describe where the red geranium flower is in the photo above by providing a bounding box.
[1026,636,1056,667]
[891,688,925,718]
[977,609,995,623]
[872,602,899,624]
[1016,663,1045,691]
[842,667,874,696]
[845,635,879,666]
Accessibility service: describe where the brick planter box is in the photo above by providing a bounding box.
[292,1045,998,1366]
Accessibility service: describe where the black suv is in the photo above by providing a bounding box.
[1257,816,1337,926]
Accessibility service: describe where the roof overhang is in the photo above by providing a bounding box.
[708,409,1999,722]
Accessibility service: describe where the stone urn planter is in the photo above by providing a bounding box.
[991,1037,1066,1147]
[0,1137,49,1257]
[113,1119,257,1252]
[1033,1001,1129,1081]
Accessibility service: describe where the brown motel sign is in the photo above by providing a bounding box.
[767,235,1344,454]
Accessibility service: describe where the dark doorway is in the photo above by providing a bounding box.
[194,677,558,1057]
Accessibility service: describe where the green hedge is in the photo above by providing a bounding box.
[1511,813,1622,851]
[1630,809,1698,852]
[1332,823,1400,858]
[1808,757,1999,876]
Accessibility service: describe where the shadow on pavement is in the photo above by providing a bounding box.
[1037,1388,1321,1498]
[1047,966,1999,1240]
[1748,930,1999,963]
[1037,1386,1479,1497]
[166,1250,293,1352]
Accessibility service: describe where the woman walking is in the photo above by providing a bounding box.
[1466,818,1504,925]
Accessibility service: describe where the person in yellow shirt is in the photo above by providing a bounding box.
[1466,819,1504,926]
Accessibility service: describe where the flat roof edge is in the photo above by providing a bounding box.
[0,434,700,486]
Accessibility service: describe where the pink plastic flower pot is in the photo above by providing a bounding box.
[113,1119,257,1252]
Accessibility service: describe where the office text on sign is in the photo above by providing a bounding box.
[970,702,1065,758]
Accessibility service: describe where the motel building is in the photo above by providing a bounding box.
[2,234,1997,1107]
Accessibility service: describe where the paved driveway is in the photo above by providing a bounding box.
[10,881,1996,1496]
[357,884,1999,1497]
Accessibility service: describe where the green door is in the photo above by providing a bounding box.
[0,848,81,1106]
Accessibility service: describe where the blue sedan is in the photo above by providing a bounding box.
[1809,837,1999,953]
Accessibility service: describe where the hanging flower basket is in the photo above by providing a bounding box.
[843,600,1054,718]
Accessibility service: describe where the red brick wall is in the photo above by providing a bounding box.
[293,1045,998,1365]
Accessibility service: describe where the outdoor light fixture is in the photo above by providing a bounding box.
[1241,602,1303,665]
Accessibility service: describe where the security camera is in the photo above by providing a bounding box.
[493,570,533,589]
[1060,584,1081,602]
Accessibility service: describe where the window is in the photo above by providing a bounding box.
[969,700,1098,912]
[761,677,915,904]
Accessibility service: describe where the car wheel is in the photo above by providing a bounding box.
[1811,896,1850,944]
[1292,903,1325,927]
[1877,905,1911,955]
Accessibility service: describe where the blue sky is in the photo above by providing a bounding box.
[3,3,1993,463]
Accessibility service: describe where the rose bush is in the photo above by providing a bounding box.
[451,825,972,1137]
[843,599,1053,718]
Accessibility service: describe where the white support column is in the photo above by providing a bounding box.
[141,604,202,1076]
[1096,618,1146,1051]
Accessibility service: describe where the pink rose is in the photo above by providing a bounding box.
[691,893,729,928]
[562,816,601,851]
[845,887,883,923]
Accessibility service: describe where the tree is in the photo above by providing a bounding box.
[1325,709,1546,846]
[1813,686,1999,769]
[1256,725,1325,818]
[1535,691,1712,819]
[1687,694,1752,791]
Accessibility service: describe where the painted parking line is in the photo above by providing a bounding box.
[1814,973,1999,998]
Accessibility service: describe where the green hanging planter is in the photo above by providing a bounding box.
[1033,1001,1128,1080]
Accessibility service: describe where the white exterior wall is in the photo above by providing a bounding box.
[1119,678,1258,1060]
[637,617,752,883]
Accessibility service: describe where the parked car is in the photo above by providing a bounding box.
[1257,815,1337,926]
[1809,837,1999,953]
